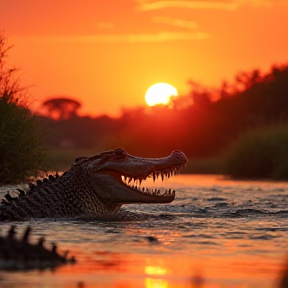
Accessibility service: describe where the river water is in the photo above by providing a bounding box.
[1,174,288,288]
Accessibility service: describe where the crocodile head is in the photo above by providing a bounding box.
[74,148,188,206]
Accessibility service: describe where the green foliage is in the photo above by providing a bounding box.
[0,34,46,184]
[223,123,288,179]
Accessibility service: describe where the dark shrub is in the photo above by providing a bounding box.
[0,34,46,183]
[223,124,288,179]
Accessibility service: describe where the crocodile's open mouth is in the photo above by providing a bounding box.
[120,164,186,198]
[94,149,188,204]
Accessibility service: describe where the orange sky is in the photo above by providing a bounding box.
[1,0,287,117]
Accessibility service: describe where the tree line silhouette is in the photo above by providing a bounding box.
[39,63,288,158]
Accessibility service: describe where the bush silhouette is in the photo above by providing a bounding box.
[0,34,46,183]
[223,123,288,179]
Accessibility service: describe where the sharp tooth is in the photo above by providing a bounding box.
[128,177,132,184]
[156,172,160,179]
[139,179,142,186]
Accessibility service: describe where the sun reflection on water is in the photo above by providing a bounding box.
[145,264,168,288]
[145,265,167,276]
[145,278,169,288]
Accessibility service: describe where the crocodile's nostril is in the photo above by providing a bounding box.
[172,150,188,162]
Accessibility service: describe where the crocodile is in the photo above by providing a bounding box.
[0,225,76,270]
[0,148,187,220]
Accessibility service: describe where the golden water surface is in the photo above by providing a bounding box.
[1,175,288,288]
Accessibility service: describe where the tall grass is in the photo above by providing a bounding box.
[0,34,46,184]
[223,123,288,179]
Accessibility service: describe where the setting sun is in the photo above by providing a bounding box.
[145,83,178,106]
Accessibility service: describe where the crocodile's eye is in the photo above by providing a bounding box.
[114,148,126,159]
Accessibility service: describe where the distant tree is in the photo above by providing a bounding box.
[234,69,263,92]
[186,80,213,106]
[219,80,231,99]
[42,97,81,120]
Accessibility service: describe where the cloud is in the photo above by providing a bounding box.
[137,1,239,11]
[123,31,210,42]
[136,0,278,11]
[19,31,210,44]
[153,16,198,30]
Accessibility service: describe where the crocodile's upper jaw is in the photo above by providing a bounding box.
[85,148,188,205]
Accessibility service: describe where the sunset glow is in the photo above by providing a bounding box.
[0,0,287,116]
[145,83,178,106]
